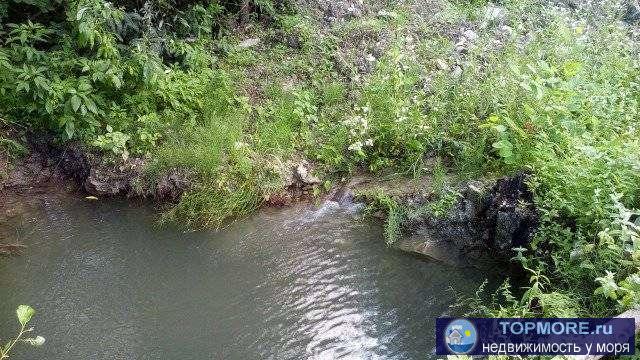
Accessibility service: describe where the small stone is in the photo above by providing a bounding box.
[238,38,260,48]
[454,37,467,53]
[500,25,514,35]
[484,5,507,23]
[452,66,463,78]
[377,10,398,19]
[295,161,321,185]
[463,29,478,41]
[624,0,640,23]
[435,58,449,71]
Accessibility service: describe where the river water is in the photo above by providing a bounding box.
[0,193,491,359]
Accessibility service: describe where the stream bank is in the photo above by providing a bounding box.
[1,136,539,265]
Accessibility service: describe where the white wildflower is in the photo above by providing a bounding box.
[348,141,363,152]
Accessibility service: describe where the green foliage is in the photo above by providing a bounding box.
[0,0,282,150]
[0,0,290,227]
[0,138,27,159]
[404,0,640,318]
[92,125,130,160]
[1,305,45,359]
[318,46,431,175]
[360,190,405,245]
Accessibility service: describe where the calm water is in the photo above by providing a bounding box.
[0,193,490,359]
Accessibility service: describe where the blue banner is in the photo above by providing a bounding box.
[436,318,635,356]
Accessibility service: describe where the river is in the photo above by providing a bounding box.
[0,193,491,359]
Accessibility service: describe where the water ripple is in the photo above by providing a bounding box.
[0,194,493,360]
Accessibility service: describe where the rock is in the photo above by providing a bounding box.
[483,5,507,24]
[396,173,538,262]
[155,169,190,201]
[1,134,190,201]
[264,159,323,207]
[238,38,261,48]
[454,37,467,52]
[57,145,91,182]
[435,58,449,71]
[321,0,365,24]
[452,65,463,78]
[85,166,132,196]
[463,29,478,42]
[483,174,538,252]
[295,161,321,185]
[377,10,398,19]
[454,29,478,54]
[345,3,363,18]
[499,25,514,36]
[624,0,640,23]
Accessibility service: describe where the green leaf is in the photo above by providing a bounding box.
[111,75,122,88]
[65,120,75,139]
[70,95,81,112]
[16,305,35,326]
[84,97,98,114]
[77,7,88,20]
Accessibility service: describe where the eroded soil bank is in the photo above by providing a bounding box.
[1,137,538,265]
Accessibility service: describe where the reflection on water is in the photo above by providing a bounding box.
[0,193,491,359]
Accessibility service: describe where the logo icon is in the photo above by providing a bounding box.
[444,319,478,354]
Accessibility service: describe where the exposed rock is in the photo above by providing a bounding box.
[295,160,321,185]
[463,29,478,42]
[238,37,261,48]
[82,157,191,200]
[154,169,191,201]
[455,29,479,54]
[264,159,322,206]
[483,5,507,25]
[485,175,538,252]
[451,65,463,78]
[1,135,190,201]
[376,10,398,19]
[323,0,365,23]
[624,0,640,23]
[397,173,538,264]
[84,158,145,197]
[435,58,449,71]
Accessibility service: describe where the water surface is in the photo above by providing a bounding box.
[0,193,490,359]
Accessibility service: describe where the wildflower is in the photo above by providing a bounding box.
[348,141,363,152]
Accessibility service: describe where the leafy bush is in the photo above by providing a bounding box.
[311,46,432,175]
[0,0,283,151]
